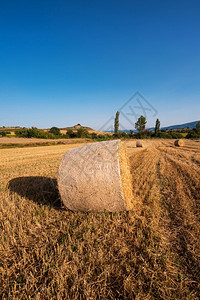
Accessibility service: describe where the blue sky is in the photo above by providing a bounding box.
[0,0,199,130]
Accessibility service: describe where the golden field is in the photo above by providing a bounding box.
[0,137,90,145]
[0,139,200,299]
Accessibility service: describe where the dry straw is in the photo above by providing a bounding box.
[136,140,143,147]
[58,140,134,212]
[174,139,184,147]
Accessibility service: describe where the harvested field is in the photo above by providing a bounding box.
[0,139,200,299]
[0,137,90,145]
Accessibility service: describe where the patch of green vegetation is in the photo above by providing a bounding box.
[0,142,66,149]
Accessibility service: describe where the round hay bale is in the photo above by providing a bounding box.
[58,140,133,212]
[174,139,184,147]
[136,140,143,147]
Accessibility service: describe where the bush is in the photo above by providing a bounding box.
[91,132,98,139]
[170,132,184,139]
[186,130,200,139]
[77,128,90,138]
[0,131,6,137]
[15,129,29,138]
[49,127,61,136]
[67,129,78,138]
[128,130,136,139]
[158,132,171,139]
[96,134,112,141]
[119,132,128,138]
[62,134,70,139]
[15,128,57,139]
[135,132,147,139]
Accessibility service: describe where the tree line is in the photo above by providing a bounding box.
[114,111,200,139]
[1,116,199,140]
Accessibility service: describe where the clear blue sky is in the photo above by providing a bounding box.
[0,0,200,130]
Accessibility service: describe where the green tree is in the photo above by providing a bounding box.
[77,127,89,138]
[135,115,147,133]
[155,118,160,136]
[114,111,120,135]
[196,121,200,132]
[67,129,77,138]
[49,127,60,136]
[0,131,6,137]
[91,132,97,139]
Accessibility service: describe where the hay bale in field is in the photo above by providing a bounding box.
[136,140,143,147]
[58,140,133,212]
[174,139,184,147]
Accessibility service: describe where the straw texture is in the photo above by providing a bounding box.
[58,140,133,212]
[174,139,184,147]
[136,141,143,147]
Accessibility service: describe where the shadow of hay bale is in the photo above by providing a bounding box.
[8,176,62,209]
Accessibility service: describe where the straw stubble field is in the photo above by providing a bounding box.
[0,140,200,299]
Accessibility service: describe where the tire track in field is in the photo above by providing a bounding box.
[128,141,200,296]
[129,148,160,208]
[155,145,200,294]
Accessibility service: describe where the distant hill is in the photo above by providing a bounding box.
[59,124,112,135]
[60,124,93,131]
[160,120,199,130]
